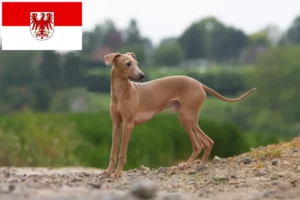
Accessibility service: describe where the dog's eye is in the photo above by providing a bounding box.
[126,62,131,67]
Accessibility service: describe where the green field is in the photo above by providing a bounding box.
[88,64,255,78]
[0,111,290,169]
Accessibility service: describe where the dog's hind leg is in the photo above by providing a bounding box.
[196,126,214,164]
[178,110,203,169]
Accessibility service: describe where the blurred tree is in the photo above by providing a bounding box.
[286,15,300,44]
[262,24,282,46]
[102,20,123,50]
[232,46,300,134]
[160,37,178,46]
[63,52,84,87]
[153,41,184,66]
[0,51,36,95]
[39,51,62,90]
[249,31,270,47]
[119,19,150,64]
[196,17,248,62]
[82,25,103,55]
[4,86,36,111]
[31,82,51,112]
[179,23,207,59]
[218,28,248,61]
[119,43,146,64]
[125,19,142,46]
[142,37,154,65]
[197,17,224,59]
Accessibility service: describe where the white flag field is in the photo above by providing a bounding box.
[1,0,82,50]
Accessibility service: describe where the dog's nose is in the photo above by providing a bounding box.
[140,74,145,80]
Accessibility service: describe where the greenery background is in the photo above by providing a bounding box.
[0,16,300,169]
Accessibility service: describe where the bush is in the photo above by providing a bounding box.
[154,42,185,66]
[69,112,254,169]
[0,111,287,169]
[83,74,111,93]
[0,111,82,167]
[231,46,300,135]
[186,70,247,96]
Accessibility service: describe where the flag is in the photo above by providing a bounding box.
[1,0,82,50]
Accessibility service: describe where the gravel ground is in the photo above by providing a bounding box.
[0,136,300,200]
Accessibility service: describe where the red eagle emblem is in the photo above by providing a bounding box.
[30,12,54,41]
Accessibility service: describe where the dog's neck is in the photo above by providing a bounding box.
[111,67,132,102]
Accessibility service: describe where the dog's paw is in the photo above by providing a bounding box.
[99,170,111,178]
[179,163,192,170]
[111,171,122,178]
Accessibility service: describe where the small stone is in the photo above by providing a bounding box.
[296,166,300,173]
[213,175,229,182]
[230,174,237,179]
[257,168,268,176]
[5,173,10,178]
[248,196,259,200]
[213,156,222,162]
[282,161,290,165]
[8,179,18,184]
[1,184,16,193]
[130,179,158,199]
[87,182,101,189]
[8,184,15,192]
[160,193,182,200]
[158,167,167,173]
[271,181,280,186]
[292,149,298,153]
[141,170,148,175]
[250,148,255,152]
[194,164,207,172]
[140,165,150,171]
[71,178,82,182]
[277,171,293,178]
[229,181,239,185]
[169,171,176,176]
[290,179,298,187]
[242,157,252,164]
[188,180,196,185]
[272,159,279,165]
[262,190,272,198]
[107,178,113,182]
[188,170,197,175]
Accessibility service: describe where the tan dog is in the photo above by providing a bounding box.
[101,52,256,178]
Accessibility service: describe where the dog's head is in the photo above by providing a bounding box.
[104,52,145,81]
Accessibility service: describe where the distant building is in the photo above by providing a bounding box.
[239,44,268,64]
[92,46,113,61]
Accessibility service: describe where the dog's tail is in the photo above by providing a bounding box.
[202,84,256,103]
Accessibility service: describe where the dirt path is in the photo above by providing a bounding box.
[1,136,300,200]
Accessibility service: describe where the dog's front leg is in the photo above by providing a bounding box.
[101,107,122,177]
[111,121,134,178]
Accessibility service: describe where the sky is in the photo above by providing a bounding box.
[1,0,300,45]
[81,0,300,45]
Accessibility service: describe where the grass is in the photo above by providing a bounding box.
[87,64,255,79]
[0,111,81,167]
[0,110,290,169]
[242,135,300,160]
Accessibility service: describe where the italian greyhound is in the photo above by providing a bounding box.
[101,52,256,178]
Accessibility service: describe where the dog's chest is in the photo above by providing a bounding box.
[134,111,156,125]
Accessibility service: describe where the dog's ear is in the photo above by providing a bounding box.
[126,52,137,61]
[104,53,121,65]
